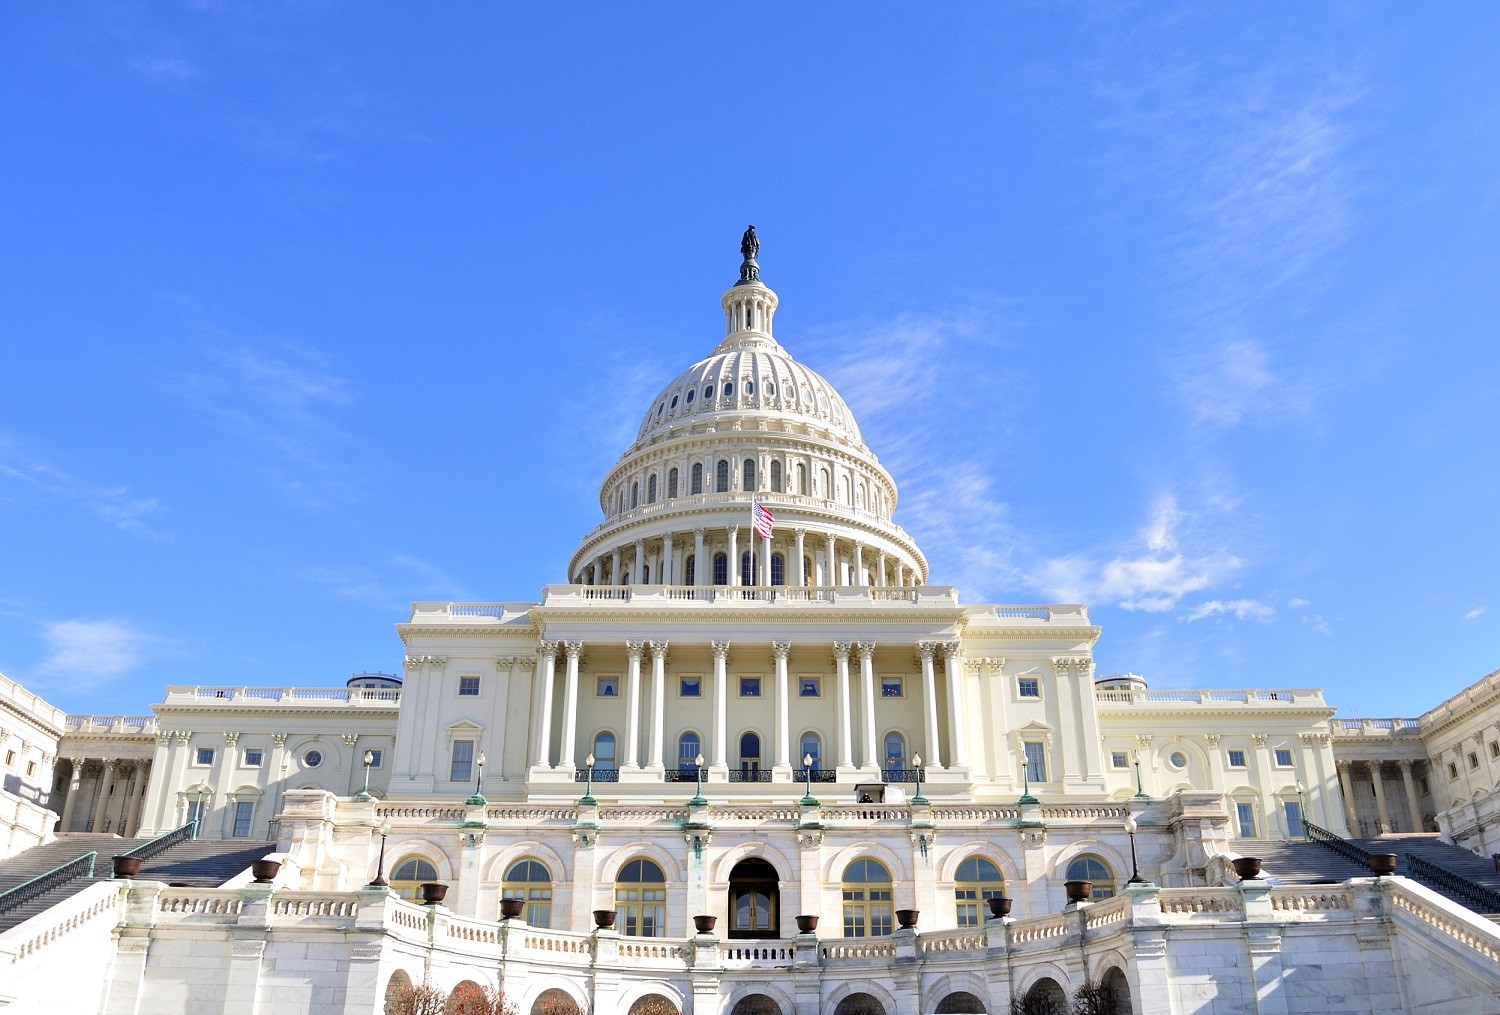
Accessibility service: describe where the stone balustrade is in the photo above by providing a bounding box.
[1331,717,1422,737]
[1095,687,1326,707]
[64,715,159,735]
[159,686,401,707]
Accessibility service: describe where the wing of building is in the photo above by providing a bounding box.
[2,238,1498,1014]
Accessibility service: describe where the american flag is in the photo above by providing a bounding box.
[751,500,775,538]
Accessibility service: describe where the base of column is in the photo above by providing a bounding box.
[708,764,730,781]
[770,764,794,782]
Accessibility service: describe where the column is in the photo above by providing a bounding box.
[127,761,152,836]
[532,642,559,769]
[853,543,865,586]
[633,539,645,584]
[693,529,706,586]
[90,760,117,834]
[773,642,792,774]
[917,643,943,770]
[834,643,854,769]
[825,533,837,585]
[266,734,288,837]
[59,757,85,832]
[793,528,806,586]
[943,642,968,768]
[559,641,583,772]
[610,548,622,586]
[875,551,887,587]
[761,528,771,587]
[1398,760,1423,833]
[856,643,877,770]
[711,641,730,772]
[623,641,644,770]
[1336,761,1359,834]
[1369,761,1392,834]
[648,641,668,770]
[662,532,675,585]
[896,562,906,587]
[728,526,740,586]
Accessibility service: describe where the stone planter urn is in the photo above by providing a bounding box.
[693,914,717,934]
[795,914,819,934]
[987,896,1013,919]
[251,859,282,884]
[111,856,142,880]
[1369,853,1399,876]
[593,908,617,930]
[419,883,448,905]
[895,909,919,929]
[1232,857,1263,880]
[500,898,524,919]
[1064,880,1093,903]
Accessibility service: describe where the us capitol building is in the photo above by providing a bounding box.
[2,234,1498,1014]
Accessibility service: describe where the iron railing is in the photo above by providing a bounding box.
[121,819,198,862]
[664,769,698,783]
[1407,854,1500,914]
[882,768,920,784]
[728,769,773,783]
[0,852,97,917]
[1305,822,1372,866]
[572,769,621,783]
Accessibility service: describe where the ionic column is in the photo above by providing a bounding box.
[610,548,622,586]
[59,757,85,832]
[647,641,669,770]
[773,642,792,773]
[532,642,559,769]
[833,643,854,769]
[793,529,807,586]
[693,529,705,586]
[1369,761,1392,834]
[90,760,117,834]
[633,539,645,584]
[1398,760,1423,833]
[558,641,583,771]
[853,543,865,586]
[916,643,943,769]
[727,527,740,586]
[624,641,644,770]
[856,642,877,770]
[942,642,968,768]
[1336,761,1359,834]
[662,532,675,585]
[711,641,730,771]
[825,533,837,585]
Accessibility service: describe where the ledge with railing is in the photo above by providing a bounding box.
[1095,687,1325,707]
[160,686,401,707]
[64,714,159,736]
[0,852,98,918]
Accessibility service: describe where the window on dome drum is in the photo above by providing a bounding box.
[797,463,808,494]
[670,395,679,409]
[1111,751,1128,769]
[647,475,657,503]
[741,551,753,586]
[740,677,761,697]
[954,857,1004,927]
[745,380,755,395]
[881,677,903,698]
[1274,748,1294,767]
[459,676,480,696]
[667,468,679,499]
[1236,801,1257,837]
[803,556,813,584]
[1228,750,1247,768]
[593,732,617,773]
[1017,678,1040,698]
[391,857,439,902]
[686,388,695,404]
[450,740,475,783]
[841,859,893,937]
[680,677,702,697]
[716,460,730,493]
[743,458,756,490]
[819,468,830,496]
[502,859,552,927]
[1469,751,1480,770]
[724,382,733,398]
[771,553,785,586]
[739,733,762,778]
[691,463,704,494]
[678,732,701,775]
[616,859,667,937]
[1066,856,1115,899]
[1448,761,1459,779]
[705,384,715,400]
[243,749,263,768]
[684,554,695,586]
[630,482,639,508]
[883,732,906,777]
[770,461,782,492]
[800,677,821,698]
[194,748,214,766]
[596,676,618,697]
[801,732,822,773]
[232,801,254,838]
[642,565,650,583]
[713,552,728,585]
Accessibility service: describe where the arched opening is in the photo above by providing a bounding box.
[727,857,780,939]
[800,732,822,775]
[592,731,617,774]
[616,858,666,937]
[803,556,813,584]
[954,856,1005,927]
[691,463,704,494]
[390,856,438,901]
[739,732,762,779]
[713,552,729,586]
[832,994,885,1015]
[685,554,696,586]
[743,458,757,490]
[1065,854,1117,900]
[678,732,701,777]
[627,995,680,1015]
[647,474,658,503]
[840,858,893,937]
[631,482,639,508]
[1020,979,1068,1015]
[883,732,906,779]
[716,459,730,493]
[530,988,581,1015]
[934,992,986,1013]
[770,552,785,586]
[1102,966,1133,1015]
[668,468,679,499]
[502,858,552,926]
[382,971,412,1015]
[730,994,782,1015]
[770,460,783,492]
[446,981,486,1015]
[741,551,753,586]
[796,463,808,495]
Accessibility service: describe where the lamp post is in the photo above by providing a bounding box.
[354,749,375,803]
[1018,749,1037,806]
[367,819,392,888]
[1133,754,1149,800]
[580,753,598,806]
[800,752,818,806]
[911,753,928,805]
[1125,813,1145,884]
[689,753,707,807]
[1294,780,1307,838]
[466,751,487,807]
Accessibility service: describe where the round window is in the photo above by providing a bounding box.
[304,750,323,768]
[1169,751,1188,769]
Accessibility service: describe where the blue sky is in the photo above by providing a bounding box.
[2,4,1498,718]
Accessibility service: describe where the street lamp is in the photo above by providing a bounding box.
[689,753,707,807]
[911,753,928,805]
[1018,749,1038,806]
[367,819,392,888]
[354,749,375,803]
[1294,780,1307,838]
[580,753,598,806]
[800,752,818,806]
[1133,754,1149,800]
[466,751,487,806]
[1125,813,1145,884]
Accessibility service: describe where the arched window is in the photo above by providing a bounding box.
[728,858,779,939]
[647,475,658,503]
[803,556,813,584]
[934,993,985,1014]
[800,732,822,774]
[383,971,413,1015]
[677,732,701,776]
[716,459,730,493]
[1023,979,1068,1015]
[713,552,729,586]
[691,463,704,494]
[770,461,782,492]
[530,989,581,1015]
[1065,855,1116,900]
[954,857,1005,927]
[642,564,650,584]
[739,732,762,777]
[770,552,785,586]
[883,732,906,778]
[840,476,851,505]
[743,458,757,491]
[593,731,617,773]
[628,996,680,1015]
[390,856,438,902]
[616,858,667,937]
[502,858,552,927]
[820,468,830,497]
[631,482,639,508]
[841,859,893,937]
[796,463,808,495]
[741,551,754,587]
[667,468,679,499]
[684,554,696,586]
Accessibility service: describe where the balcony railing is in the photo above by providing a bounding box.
[573,768,621,783]
[728,769,773,783]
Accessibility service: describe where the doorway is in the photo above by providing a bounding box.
[727,858,779,939]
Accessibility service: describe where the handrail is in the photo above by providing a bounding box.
[0,851,98,916]
[1305,822,1373,866]
[1407,854,1500,915]
[121,819,198,862]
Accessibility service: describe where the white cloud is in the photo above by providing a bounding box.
[1288,597,1311,609]
[300,556,473,613]
[1184,598,1276,623]
[1464,606,1486,621]
[34,619,158,685]
[0,437,168,539]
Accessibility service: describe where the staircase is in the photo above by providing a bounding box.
[1233,838,1370,884]
[1354,832,1500,913]
[0,833,275,933]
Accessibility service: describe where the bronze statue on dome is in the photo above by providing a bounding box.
[737,225,761,285]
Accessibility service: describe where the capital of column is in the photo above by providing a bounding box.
[647,640,670,662]
[538,640,561,662]
[831,641,852,662]
[853,642,875,662]
[694,527,705,537]
[711,641,730,660]
[224,732,241,745]
[102,758,119,771]
[915,641,938,662]
[625,640,645,662]
[940,641,963,661]
[772,641,791,661]
[1396,759,1414,772]
[563,641,584,660]
[271,733,289,747]
[1250,733,1269,747]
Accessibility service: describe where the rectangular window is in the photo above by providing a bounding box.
[243,749,264,767]
[1024,742,1046,783]
[1448,761,1459,779]
[1236,802,1257,838]
[232,801,254,837]
[458,676,481,697]
[680,676,702,697]
[596,676,619,697]
[26,760,36,777]
[1017,678,1040,698]
[1468,752,1480,770]
[881,677,903,698]
[194,747,215,766]
[450,740,475,783]
[1491,741,1500,759]
[367,749,383,768]
[1228,750,1247,768]
[3,750,13,767]
[1111,751,1129,769]
[1273,748,1294,767]
[799,677,821,698]
[740,676,761,697]
[1283,800,1304,838]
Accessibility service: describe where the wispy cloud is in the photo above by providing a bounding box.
[299,555,473,613]
[1184,598,1276,623]
[33,618,161,688]
[1465,606,1486,621]
[129,56,198,80]
[0,437,168,539]
[1288,597,1311,609]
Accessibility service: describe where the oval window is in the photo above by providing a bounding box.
[656,403,664,416]
[686,389,695,403]
[305,750,323,768]
[1169,751,1188,769]
[705,385,715,399]
[670,395,679,408]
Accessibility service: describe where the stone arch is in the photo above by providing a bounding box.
[617,982,685,1015]
[924,972,990,1013]
[830,992,887,1015]
[936,840,1020,884]
[1015,965,1071,1013]
[1101,965,1134,1015]
[596,841,682,884]
[383,969,413,1015]
[824,980,895,1015]
[387,839,454,882]
[708,840,794,884]
[724,982,792,1015]
[933,992,987,1013]
[821,840,910,887]
[527,985,585,1015]
[1048,838,1127,882]
[447,980,488,1015]
[483,839,570,883]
